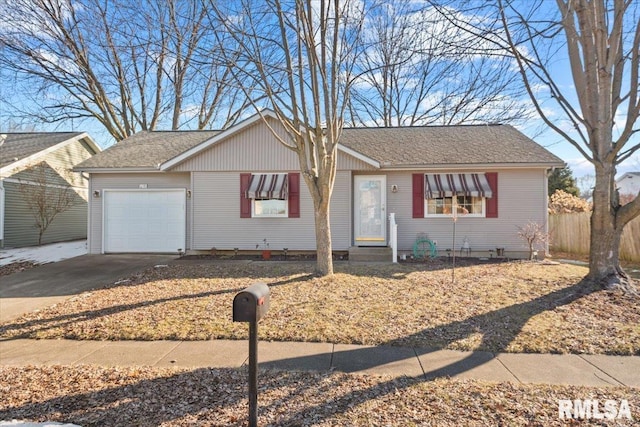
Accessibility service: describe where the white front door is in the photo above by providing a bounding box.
[354,175,387,246]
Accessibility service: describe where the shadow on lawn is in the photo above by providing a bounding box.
[0,274,315,340]
[0,367,244,425]
[0,367,429,426]
[0,257,490,338]
[1,278,603,425]
[255,277,601,425]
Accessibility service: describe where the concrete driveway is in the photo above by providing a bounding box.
[0,254,177,322]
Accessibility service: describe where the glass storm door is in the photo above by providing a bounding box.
[354,175,387,246]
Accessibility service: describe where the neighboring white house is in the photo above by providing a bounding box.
[616,172,640,197]
[0,132,100,247]
[75,111,564,259]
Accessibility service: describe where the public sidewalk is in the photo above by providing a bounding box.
[1,338,639,388]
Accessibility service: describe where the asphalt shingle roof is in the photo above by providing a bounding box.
[75,130,220,169]
[339,124,563,166]
[0,132,84,169]
[74,124,563,170]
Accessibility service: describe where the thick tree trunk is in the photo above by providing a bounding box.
[313,198,334,276]
[589,163,635,293]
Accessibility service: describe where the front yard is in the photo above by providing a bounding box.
[1,365,638,426]
[1,259,638,355]
[2,259,639,426]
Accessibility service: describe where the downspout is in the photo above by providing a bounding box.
[544,168,552,256]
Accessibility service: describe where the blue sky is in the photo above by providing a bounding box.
[0,0,637,180]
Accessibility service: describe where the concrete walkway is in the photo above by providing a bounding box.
[1,338,639,388]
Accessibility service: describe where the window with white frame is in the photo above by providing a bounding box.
[425,195,485,217]
[253,198,287,217]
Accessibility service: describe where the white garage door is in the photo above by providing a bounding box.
[103,189,186,253]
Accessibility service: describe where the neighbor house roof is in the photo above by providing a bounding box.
[0,132,85,169]
[75,130,220,170]
[75,112,564,172]
[0,132,101,176]
[339,124,564,168]
[616,172,640,181]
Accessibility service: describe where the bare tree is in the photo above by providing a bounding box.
[577,174,596,199]
[212,0,367,275]
[18,162,81,245]
[497,0,639,291]
[349,1,531,127]
[0,0,246,140]
[517,221,551,260]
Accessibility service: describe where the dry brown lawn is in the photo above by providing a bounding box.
[1,365,638,426]
[1,259,638,355]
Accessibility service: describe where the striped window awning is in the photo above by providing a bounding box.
[425,173,493,198]
[245,173,288,199]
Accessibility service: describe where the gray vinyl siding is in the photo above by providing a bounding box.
[6,137,94,188]
[191,170,351,251]
[87,173,191,254]
[383,168,549,255]
[1,137,94,248]
[170,118,375,172]
[2,181,87,247]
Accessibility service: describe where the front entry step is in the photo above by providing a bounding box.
[348,246,392,262]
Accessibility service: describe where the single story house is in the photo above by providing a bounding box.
[616,172,640,197]
[75,111,564,258]
[0,132,101,247]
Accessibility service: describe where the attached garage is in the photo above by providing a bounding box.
[103,189,186,253]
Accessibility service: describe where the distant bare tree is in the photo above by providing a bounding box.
[577,174,596,199]
[18,162,80,245]
[349,1,531,127]
[0,0,247,140]
[212,0,367,276]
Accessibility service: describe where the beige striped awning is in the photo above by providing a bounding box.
[425,173,493,198]
[245,173,288,199]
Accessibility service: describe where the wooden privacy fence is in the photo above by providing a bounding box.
[549,213,640,262]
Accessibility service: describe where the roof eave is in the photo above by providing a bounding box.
[73,167,161,173]
[337,145,380,168]
[378,161,566,171]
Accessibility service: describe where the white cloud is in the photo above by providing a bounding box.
[565,156,593,176]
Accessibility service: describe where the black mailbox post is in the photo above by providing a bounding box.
[233,283,270,427]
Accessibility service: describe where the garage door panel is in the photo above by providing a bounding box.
[104,190,185,253]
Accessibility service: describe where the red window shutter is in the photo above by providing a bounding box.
[486,172,498,218]
[412,173,424,218]
[240,173,251,218]
[288,172,300,218]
